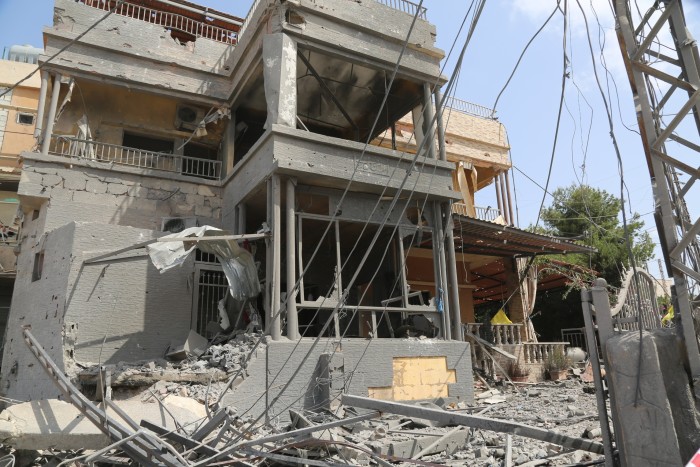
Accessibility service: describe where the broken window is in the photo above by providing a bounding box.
[122,132,174,154]
[295,213,439,339]
[32,251,44,282]
[16,113,35,125]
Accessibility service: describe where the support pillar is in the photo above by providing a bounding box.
[494,173,504,221]
[445,212,463,341]
[222,113,236,177]
[499,172,510,225]
[262,33,297,129]
[421,83,436,160]
[270,175,282,341]
[504,170,515,226]
[41,73,61,155]
[433,203,451,340]
[286,178,299,340]
[434,87,447,162]
[237,203,247,235]
[34,71,49,141]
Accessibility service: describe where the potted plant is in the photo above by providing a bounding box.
[545,349,571,381]
[506,361,530,383]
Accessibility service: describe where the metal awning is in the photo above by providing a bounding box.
[452,216,595,257]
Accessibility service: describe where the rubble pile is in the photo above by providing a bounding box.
[0,374,608,466]
[189,332,261,372]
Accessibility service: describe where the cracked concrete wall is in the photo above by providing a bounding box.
[263,33,297,130]
[280,0,443,82]
[46,0,235,100]
[19,155,222,232]
[0,221,74,402]
[0,220,196,402]
[220,339,473,424]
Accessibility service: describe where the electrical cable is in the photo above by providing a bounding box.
[574,0,647,407]
[0,0,125,100]
[491,1,564,113]
[215,1,488,449]
[535,0,569,229]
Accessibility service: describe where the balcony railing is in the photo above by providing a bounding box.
[521,342,568,364]
[375,0,428,19]
[444,96,496,120]
[48,135,222,180]
[79,0,239,45]
[465,323,523,345]
[452,203,503,223]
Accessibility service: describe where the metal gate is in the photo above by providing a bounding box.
[192,264,229,336]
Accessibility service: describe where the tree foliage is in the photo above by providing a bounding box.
[536,184,655,286]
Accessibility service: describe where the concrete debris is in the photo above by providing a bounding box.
[7,328,608,466]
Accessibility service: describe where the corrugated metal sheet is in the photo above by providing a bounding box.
[453,216,595,257]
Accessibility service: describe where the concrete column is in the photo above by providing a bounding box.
[432,202,451,340]
[34,71,49,140]
[444,211,463,341]
[222,114,236,176]
[237,203,247,235]
[494,173,503,220]
[422,83,436,160]
[262,33,297,129]
[434,87,447,162]
[41,73,62,155]
[270,175,282,341]
[504,170,515,226]
[286,178,299,340]
[499,172,510,225]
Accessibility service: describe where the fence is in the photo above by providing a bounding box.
[444,96,496,119]
[464,323,523,345]
[79,0,239,44]
[521,342,567,364]
[561,327,587,351]
[374,0,427,19]
[452,204,503,223]
[48,135,222,180]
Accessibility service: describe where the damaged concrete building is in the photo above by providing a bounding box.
[0,0,592,421]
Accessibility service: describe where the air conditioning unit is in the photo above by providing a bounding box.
[161,216,199,233]
[175,105,207,132]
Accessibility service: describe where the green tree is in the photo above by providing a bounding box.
[537,184,655,286]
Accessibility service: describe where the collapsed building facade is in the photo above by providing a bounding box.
[0,0,592,418]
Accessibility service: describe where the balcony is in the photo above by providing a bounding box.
[78,0,240,44]
[452,203,504,223]
[48,135,222,180]
[375,0,427,19]
[444,96,496,120]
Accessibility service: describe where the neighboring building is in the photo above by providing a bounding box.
[0,45,42,353]
[0,0,589,410]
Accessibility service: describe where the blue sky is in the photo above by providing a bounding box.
[1,0,699,277]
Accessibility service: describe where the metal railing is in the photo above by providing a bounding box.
[79,0,238,44]
[465,323,523,345]
[561,327,587,351]
[48,135,222,180]
[236,0,268,44]
[374,0,428,19]
[452,203,503,223]
[444,96,496,120]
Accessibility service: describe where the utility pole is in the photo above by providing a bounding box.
[614,0,700,391]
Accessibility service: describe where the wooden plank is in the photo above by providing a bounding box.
[342,394,605,454]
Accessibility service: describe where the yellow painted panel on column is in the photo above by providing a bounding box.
[368,356,456,401]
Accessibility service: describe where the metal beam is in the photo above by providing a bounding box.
[297,51,360,138]
[342,394,605,454]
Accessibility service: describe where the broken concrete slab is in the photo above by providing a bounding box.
[0,397,206,450]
